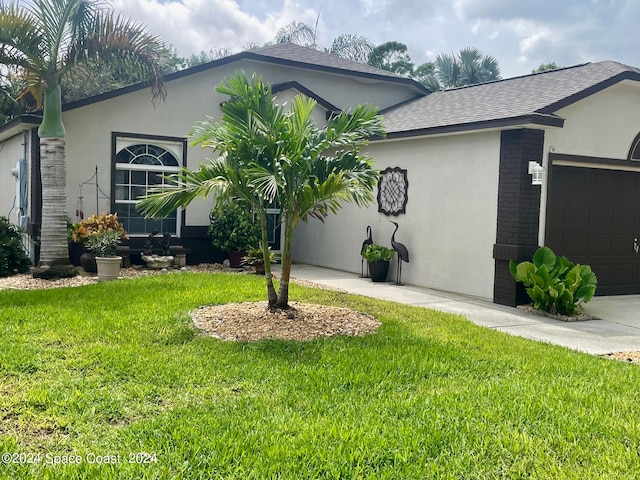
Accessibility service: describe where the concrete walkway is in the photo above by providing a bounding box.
[290,264,640,355]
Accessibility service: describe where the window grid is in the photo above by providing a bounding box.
[115,143,181,236]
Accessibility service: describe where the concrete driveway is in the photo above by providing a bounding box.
[290,264,640,355]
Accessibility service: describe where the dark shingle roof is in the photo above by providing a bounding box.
[248,43,409,80]
[381,61,640,138]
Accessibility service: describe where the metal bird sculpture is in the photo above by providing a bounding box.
[360,225,373,277]
[390,221,409,285]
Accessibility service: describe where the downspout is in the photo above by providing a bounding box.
[538,145,554,246]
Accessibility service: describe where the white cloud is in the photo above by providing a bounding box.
[111,0,317,56]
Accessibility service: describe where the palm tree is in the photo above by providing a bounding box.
[137,71,384,309]
[274,21,374,64]
[435,47,501,89]
[0,0,168,273]
[326,33,374,63]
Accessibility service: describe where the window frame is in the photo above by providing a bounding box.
[111,132,187,238]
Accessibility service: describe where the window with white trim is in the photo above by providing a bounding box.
[114,141,182,236]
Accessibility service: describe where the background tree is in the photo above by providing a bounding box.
[326,33,374,63]
[178,48,233,70]
[532,62,562,73]
[0,0,169,274]
[274,21,374,63]
[367,41,414,76]
[138,71,384,309]
[435,47,501,89]
[275,21,317,48]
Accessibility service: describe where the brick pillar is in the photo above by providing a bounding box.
[493,129,544,306]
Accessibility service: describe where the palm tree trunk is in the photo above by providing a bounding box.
[38,137,70,266]
[37,82,69,268]
[257,205,277,308]
[276,215,296,309]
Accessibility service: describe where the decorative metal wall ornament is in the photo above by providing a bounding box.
[377,167,408,216]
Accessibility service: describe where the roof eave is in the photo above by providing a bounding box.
[379,114,565,141]
[62,49,429,113]
[0,114,41,141]
[539,70,640,114]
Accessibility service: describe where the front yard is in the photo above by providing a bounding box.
[1,272,639,478]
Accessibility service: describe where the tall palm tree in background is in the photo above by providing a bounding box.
[138,71,384,309]
[0,0,168,274]
[435,47,501,89]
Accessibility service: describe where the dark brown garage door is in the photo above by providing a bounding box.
[546,166,640,295]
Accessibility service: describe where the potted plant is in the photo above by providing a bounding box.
[86,229,123,281]
[241,244,281,275]
[71,213,128,273]
[362,244,395,282]
[208,202,261,268]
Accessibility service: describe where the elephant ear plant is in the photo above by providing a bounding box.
[509,246,597,316]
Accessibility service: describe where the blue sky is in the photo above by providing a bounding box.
[113,0,639,78]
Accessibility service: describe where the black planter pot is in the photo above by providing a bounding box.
[80,252,97,273]
[368,261,390,282]
[228,250,246,269]
[68,242,84,266]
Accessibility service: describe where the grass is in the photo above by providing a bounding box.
[0,272,639,479]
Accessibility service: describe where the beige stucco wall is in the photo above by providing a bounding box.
[61,59,416,233]
[292,131,501,299]
[0,132,29,225]
[545,81,640,160]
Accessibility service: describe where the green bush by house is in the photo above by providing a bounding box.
[510,246,597,315]
[0,216,31,277]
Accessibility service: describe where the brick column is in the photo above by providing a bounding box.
[493,129,544,306]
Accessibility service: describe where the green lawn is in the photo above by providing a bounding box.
[1,272,639,479]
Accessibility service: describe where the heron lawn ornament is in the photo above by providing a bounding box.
[360,226,373,277]
[390,221,409,285]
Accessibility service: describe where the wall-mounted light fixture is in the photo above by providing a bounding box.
[528,161,544,186]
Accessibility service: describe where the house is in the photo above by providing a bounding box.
[1,43,639,304]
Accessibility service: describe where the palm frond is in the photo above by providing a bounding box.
[64,12,168,103]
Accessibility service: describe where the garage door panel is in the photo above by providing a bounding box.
[588,234,611,255]
[592,174,615,196]
[588,203,614,227]
[614,176,637,197]
[613,204,636,226]
[564,203,589,227]
[565,171,591,194]
[613,235,636,255]
[564,233,588,256]
[547,166,640,295]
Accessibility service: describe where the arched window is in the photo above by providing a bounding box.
[114,141,182,235]
[627,132,640,161]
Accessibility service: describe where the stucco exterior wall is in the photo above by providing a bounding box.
[292,131,501,299]
[545,82,640,160]
[61,59,413,232]
[0,132,29,224]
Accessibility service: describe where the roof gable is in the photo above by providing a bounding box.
[60,43,427,112]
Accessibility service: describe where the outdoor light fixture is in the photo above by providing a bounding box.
[528,161,544,186]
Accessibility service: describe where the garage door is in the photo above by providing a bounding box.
[546,166,640,295]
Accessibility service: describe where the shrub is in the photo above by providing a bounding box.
[362,244,395,262]
[70,212,127,244]
[509,246,597,315]
[0,216,32,277]
[208,202,261,253]
[86,229,122,257]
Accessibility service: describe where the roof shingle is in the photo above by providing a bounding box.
[381,61,640,137]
